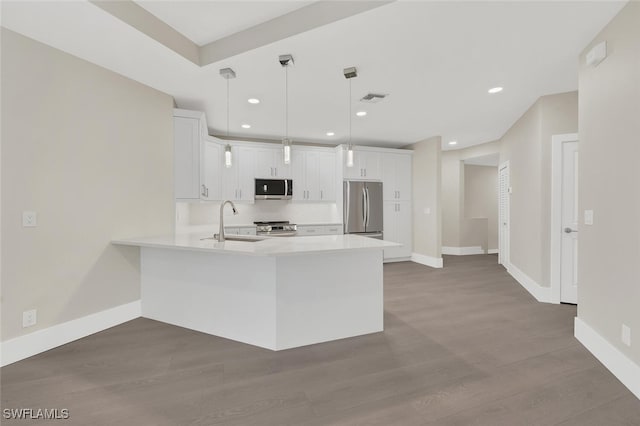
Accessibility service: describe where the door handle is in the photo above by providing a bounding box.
[564,227,578,233]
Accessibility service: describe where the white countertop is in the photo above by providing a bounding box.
[113,232,397,257]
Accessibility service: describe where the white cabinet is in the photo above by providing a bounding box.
[382,153,412,201]
[297,224,342,236]
[200,140,221,201]
[224,226,257,236]
[254,147,291,178]
[292,149,336,202]
[174,115,202,200]
[222,146,255,202]
[383,200,412,260]
[344,149,381,180]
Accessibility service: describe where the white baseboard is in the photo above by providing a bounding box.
[575,317,640,400]
[384,257,412,263]
[507,263,552,303]
[442,246,485,255]
[0,300,141,367]
[488,249,499,254]
[411,253,443,268]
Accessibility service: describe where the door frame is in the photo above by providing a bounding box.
[550,133,579,304]
[498,161,510,267]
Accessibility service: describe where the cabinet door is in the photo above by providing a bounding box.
[381,154,397,200]
[396,155,412,201]
[254,148,277,178]
[237,147,256,201]
[360,151,381,180]
[317,152,336,202]
[201,141,221,201]
[291,150,306,201]
[174,117,200,200]
[297,226,322,236]
[396,201,412,257]
[305,151,320,200]
[274,147,292,178]
[383,201,399,252]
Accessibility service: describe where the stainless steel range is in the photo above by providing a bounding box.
[254,221,298,237]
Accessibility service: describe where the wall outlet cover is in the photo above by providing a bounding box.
[22,211,37,227]
[584,210,594,225]
[22,309,37,328]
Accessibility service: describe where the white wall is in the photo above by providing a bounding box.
[499,92,578,286]
[1,29,174,341]
[577,1,640,366]
[411,136,441,260]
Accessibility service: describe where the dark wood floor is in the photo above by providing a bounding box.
[2,255,639,425]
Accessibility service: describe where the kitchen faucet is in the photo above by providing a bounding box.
[215,200,238,242]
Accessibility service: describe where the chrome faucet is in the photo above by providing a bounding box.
[216,200,238,242]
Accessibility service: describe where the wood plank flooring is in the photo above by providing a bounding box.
[2,255,639,425]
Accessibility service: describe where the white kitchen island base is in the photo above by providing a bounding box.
[140,246,384,350]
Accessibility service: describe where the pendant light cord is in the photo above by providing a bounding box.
[226,78,230,137]
[285,64,289,140]
[348,78,352,148]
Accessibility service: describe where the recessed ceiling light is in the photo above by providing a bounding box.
[241,124,251,129]
[488,87,503,94]
[326,132,335,136]
[247,98,260,104]
[356,111,367,117]
[449,140,458,145]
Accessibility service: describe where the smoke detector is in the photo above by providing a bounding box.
[219,68,236,79]
[360,93,388,103]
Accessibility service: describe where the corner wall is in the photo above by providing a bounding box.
[577,1,640,371]
[411,136,441,266]
[1,30,174,342]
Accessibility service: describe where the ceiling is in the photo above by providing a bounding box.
[135,1,314,46]
[1,1,626,150]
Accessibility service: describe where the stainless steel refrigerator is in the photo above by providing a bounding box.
[343,180,384,239]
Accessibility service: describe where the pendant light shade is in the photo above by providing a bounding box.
[344,66,358,168]
[220,67,236,168]
[280,54,294,165]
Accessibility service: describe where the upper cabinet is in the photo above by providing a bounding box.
[382,153,412,201]
[173,112,204,201]
[200,139,221,201]
[254,147,292,179]
[222,146,255,202]
[343,149,381,180]
[292,148,336,202]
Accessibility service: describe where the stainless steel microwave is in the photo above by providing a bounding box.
[254,179,293,200]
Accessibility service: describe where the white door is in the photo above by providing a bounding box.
[498,163,510,266]
[560,142,579,304]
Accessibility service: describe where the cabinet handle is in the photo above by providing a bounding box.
[239,189,242,199]
[206,187,209,197]
[202,184,206,197]
[320,190,323,200]
[364,169,367,177]
[275,167,278,176]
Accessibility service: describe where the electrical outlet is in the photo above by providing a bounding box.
[22,211,37,227]
[423,207,431,215]
[622,324,631,347]
[22,309,37,328]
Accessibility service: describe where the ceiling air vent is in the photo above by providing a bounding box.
[360,93,388,103]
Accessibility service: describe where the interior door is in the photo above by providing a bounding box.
[498,163,510,266]
[560,142,579,304]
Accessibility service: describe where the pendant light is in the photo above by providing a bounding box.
[343,66,358,168]
[279,54,294,165]
[220,67,236,168]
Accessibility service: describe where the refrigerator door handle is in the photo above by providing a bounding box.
[362,186,367,226]
[345,182,350,232]
[365,187,370,227]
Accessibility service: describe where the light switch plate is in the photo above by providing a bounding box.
[622,324,631,347]
[22,211,37,227]
[584,210,594,225]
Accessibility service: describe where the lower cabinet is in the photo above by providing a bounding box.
[296,225,342,236]
[224,226,257,236]
[383,201,412,260]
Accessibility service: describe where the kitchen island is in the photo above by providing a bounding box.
[113,233,397,350]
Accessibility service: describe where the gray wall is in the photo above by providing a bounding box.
[1,29,175,341]
[577,2,640,364]
[464,165,498,251]
[499,92,578,286]
[411,136,441,259]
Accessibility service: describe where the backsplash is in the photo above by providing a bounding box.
[177,201,341,229]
